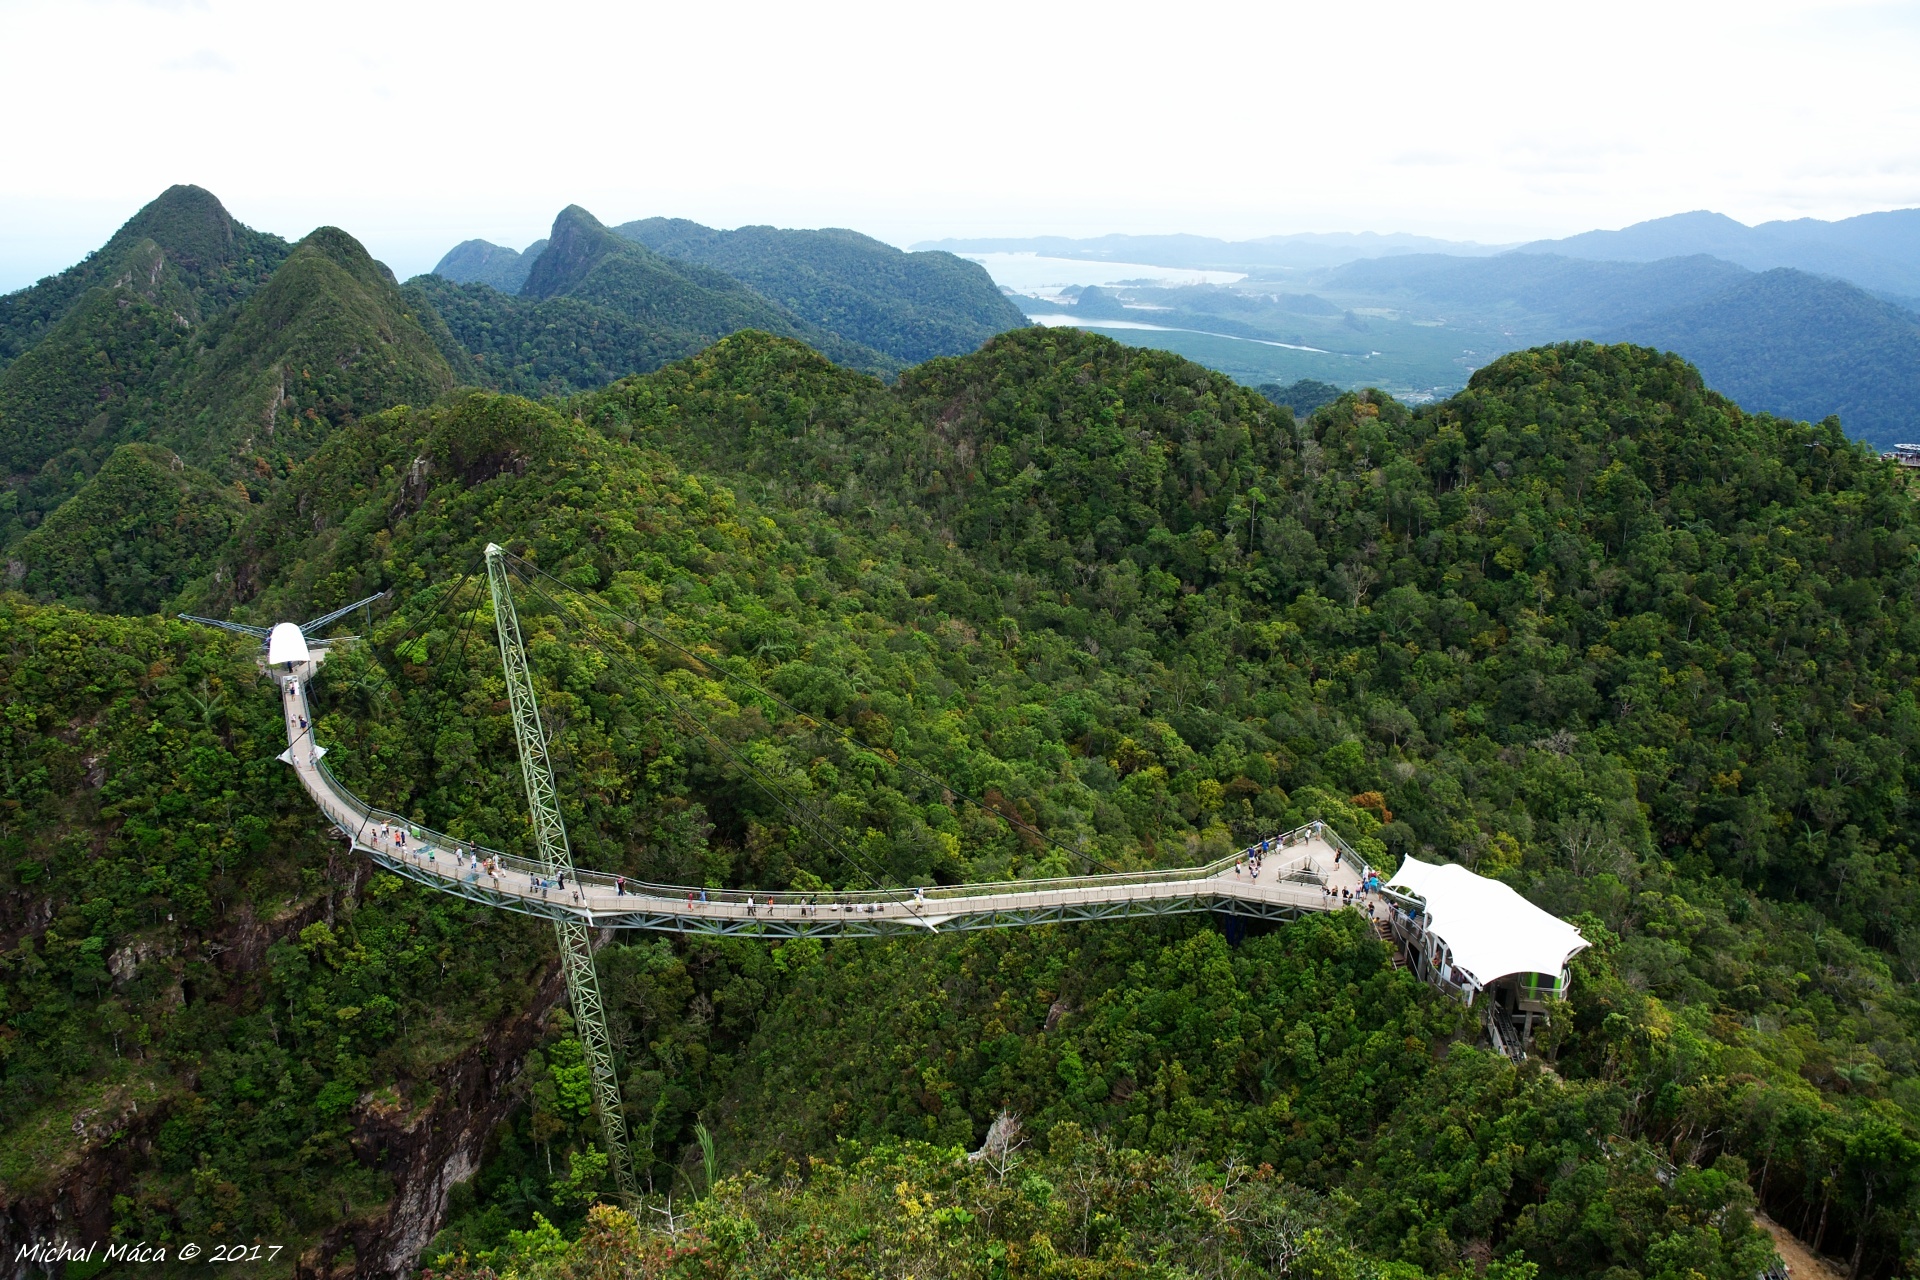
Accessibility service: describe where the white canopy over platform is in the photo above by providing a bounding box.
[267,622,312,667]
[1386,857,1588,988]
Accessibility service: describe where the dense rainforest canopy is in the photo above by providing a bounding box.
[0,186,1916,1280]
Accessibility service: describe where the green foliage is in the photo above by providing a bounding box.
[618,216,1029,365]
[7,321,1920,1274]
[0,246,203,540]
[1259,377,1343,415]
[0,184,288,370]
[1619,268,1920,449]
[169,226,456,477]
[403,276,738,399]
[515,206,897,380]
[0,200,451,560]
[0,600,551,1234]
[429,1141,1386,1280]
[434,237,548,294]
[16,443,244,614]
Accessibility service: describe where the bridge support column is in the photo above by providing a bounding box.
[486,543,639,1207]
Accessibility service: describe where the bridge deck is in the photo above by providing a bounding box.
[276,662,1376,936]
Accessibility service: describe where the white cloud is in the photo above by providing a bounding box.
[1,0,1917,286]
[162,47,234,72]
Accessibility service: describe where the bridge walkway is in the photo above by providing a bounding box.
[275,660,1379,937]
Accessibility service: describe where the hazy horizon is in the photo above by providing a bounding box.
[4,0,1918,290]
[13,195,1920,296]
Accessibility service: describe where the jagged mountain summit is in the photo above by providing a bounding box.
[0,191,458,567]
[423,207,1028,381]
[0,184,291,368]
[412,204,899,395]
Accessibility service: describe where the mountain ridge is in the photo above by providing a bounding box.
[1520,206,1920,296]
[615,216,1028,364]
[0,184,290,369]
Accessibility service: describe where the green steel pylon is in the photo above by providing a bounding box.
[485,543,639,1207]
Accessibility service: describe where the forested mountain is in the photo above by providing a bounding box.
[421,210,1028,390]
[15,442,243,614]
[0,214,456,558]
[0,192,453,552]
[1316,253,1920,444]
[432,237,547,293]
[4,189,1918,1280]
[5,323,1917,1276]
[0,184,289,369]
[5,189,1015,586]
[1608,268,1920,441]
[615,216,1028,364]
[416,205,900,393]
[169,225,457,477]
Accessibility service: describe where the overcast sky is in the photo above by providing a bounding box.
[3,0,1919,289]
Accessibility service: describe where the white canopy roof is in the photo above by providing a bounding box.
[1386,857,1588,987]
[267,622,312,666]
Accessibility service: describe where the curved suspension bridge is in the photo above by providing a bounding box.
[277,661,1370,935]
[192,543,1401,1206]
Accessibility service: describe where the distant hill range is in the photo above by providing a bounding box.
[911,231,1512,272]
[616,218,1027,365]
[983,210,1920,447]
[1309,250,1920,446]
[431,237,547,293]
[432,213,1027,378]
[1519,208,1920,303]
[420,205,904,394]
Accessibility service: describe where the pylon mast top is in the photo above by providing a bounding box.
[485,544,575,877]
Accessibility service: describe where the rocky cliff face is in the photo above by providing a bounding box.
[1,839,564,1280]
[298,963,564,1280]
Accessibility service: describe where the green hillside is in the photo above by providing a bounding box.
[432,236,547,293]
[414,206,900,394]
[15,442,244,614]
[0,241,203,540]
[0,184,288,370]
[166,225,456,478]
[525,205,897,374]
[3,330,1917,1275]
[0,194,455,575]
[1613,268,1920,447]
[617,216,1029,363]
[403,275,733,399]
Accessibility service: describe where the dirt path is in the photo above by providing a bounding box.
[1757,1212,1848,1280]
